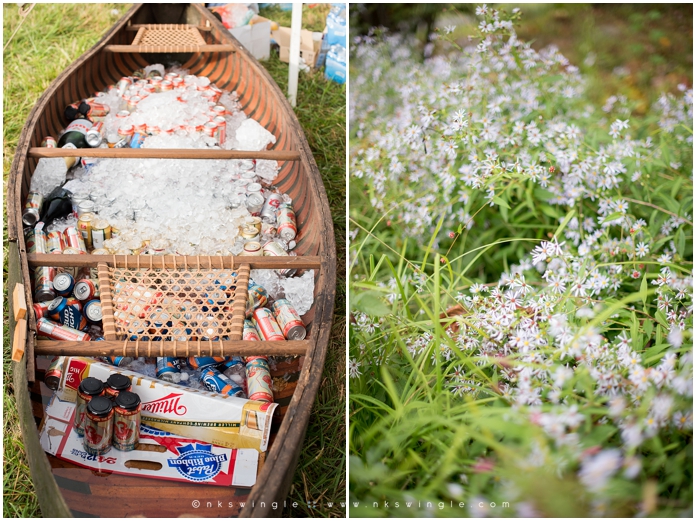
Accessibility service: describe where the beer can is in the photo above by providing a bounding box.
[41,136,56,148]
[91,219,111,250]
[22,192,43,227]
[271,299,307,340]
[84,396,114,455]
[47,296,88,331]
[261,241,296,276]
[85,121,104,147]
[129,133,146,148]
[74,279,97,301]
[105,373,132,400]
[44,356,65,390]
[241,225,259,240]
[246,281,268,318]
[46,230,65,254]
[103,356,134,367]
[83,102,110,121]
[246,193,265,216]
[243,319,261,341]
[77,199,96,217]
[117,76,133,96]
[200,367,245,397]
[37,317,90,341]
[63,226,87,253]
[252,307,284,342]
[203,120,218,139]
[34,267,57,302]
[245,356,274,403]
[186,357,226,371]
[52,272,75,297]
[113,391,141,451]
[75,377,105,436]
[77,213,94,250]
[83,300,103,325]
[156,357,183,381]
[260,193,282,221]
[242,241,263,256]
[33,302,51,320]
[221,356,246,375]
[27,229,47,254]
[213,115,226,144]
[277,203,297,241]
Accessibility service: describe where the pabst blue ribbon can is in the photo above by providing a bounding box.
[75,377,105,436]
[83,396,114,455]
[200,367,245,397]
[113,391,141,451]
[271,299,307,340]
[245,356,274,403]
[252,307,284,342]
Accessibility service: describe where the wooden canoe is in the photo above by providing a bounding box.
[6,3,337,517]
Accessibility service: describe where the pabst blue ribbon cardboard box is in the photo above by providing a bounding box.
[57,357,277,452]
[39,396,260,487]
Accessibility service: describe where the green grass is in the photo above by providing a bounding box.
[259,4,331,33]
[3,3,345,518]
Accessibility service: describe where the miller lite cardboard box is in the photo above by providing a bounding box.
[57,357,277,452]
[39,396,260,487]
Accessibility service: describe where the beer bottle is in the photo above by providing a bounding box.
[57,119,93,149]
[40,187,74,227]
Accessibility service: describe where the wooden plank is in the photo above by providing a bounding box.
[125,24,212,32]
[13,282,27,320]
[35,339,310,357]
[104,44,236,52]
[28,147,300,161]
[28,253,322,269]
[12,319,27,362]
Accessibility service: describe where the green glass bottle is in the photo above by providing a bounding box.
[57,119,92,149]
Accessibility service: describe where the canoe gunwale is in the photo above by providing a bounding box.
[8,3,338,518]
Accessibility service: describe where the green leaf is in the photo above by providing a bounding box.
[554,209,576,239]
[640,272,648,307]
[643,319,653,339]
[602,211,624,223]
[491,196,510,209]
[655,309,670,329]
[533,187,555,201]
[354,291,391,317]
[539,204,560,218]
[499,202,509,222]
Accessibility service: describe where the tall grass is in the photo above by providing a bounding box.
[349,4,692,517]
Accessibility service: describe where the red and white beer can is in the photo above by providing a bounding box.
[36,317,91,341]
[252,307,285,341]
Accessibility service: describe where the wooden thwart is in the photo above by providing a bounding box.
[28,253,322,269]
[105,44,236,53]
[28,147,300,161]
[35,339,310,357]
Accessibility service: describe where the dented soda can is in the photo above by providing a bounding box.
[37,317,91,341]
[271,299,307,340]
[112,391,141,451]
[200,367,245,397]
[83,396,114,455]
[252,307,284,342]
[75,377,105,437]
[245,356,274,403]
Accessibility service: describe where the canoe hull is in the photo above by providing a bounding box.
[7,3,337,517]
